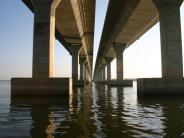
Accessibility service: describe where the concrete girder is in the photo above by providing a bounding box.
[70,0,95,79]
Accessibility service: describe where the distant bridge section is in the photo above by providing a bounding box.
[94,0,184,96]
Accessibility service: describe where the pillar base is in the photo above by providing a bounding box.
[85,81,90,85]
[73,80,85,87]
[108,80,133,87]
[137,78,184,97]
[11,78,72,96]
[93,81,107,85]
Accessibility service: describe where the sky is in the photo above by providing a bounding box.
[0,0,184,80]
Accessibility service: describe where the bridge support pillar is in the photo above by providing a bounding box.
[108,44,132,87]
[84,63,87,81]
[102,67,106,81]
[69,45,82,85]
[107,63,111,81]
[113,44,125,81]
[137,0,184,96]
[77,56,85,86]
[84,63,89,84]
[32,0,55,78]
[105,57,113,82]
[11,0,72,96]
[79,57,85,81]
[94,70,102,82]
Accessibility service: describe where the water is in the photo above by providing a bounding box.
[1,81,184,138]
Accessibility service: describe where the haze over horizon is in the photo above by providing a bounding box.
[0,1,184,80]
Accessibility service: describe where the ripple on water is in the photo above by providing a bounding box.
[0,81,184,137]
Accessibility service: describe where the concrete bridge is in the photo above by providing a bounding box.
[11,0,95,96]
[12,0,184,97]
[93,0,184,96]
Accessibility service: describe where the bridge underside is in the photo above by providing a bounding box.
[94,0,184,96]
[12,0,95,96]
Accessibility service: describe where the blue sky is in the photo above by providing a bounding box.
[0,1,183,80]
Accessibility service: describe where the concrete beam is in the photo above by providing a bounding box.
[70,0,95,78]
[94,0,139,77]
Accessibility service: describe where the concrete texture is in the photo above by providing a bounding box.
[94,0,158,77]
[94,70,102,81]
[102,67,106,81]
[137,78,184,96]
[11,78,72,96]
[74,80,85,87]
[94,81,108,85]
[108,80,133,87]
[68,45,82,83]
[79,57,85,81]
[105,57,113,81]
[153,0,183,78]
[107,63,111,81]
[23,0,96,83]
[84,63,87,81]
[32,0,55,78]
[113,43,126,80]
[137,0,184,97]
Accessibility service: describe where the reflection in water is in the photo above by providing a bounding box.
[1,81,184,137]
[10,97,69,137]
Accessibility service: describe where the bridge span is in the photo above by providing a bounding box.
[11,0,95,96]
[94,0,184,96]
[11,0,184,97]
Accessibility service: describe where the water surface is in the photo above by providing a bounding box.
[0,81,184,138]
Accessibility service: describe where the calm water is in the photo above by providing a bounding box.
[1,81,184,138]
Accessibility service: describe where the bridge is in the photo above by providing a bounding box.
[93,0,184,96]
[11,0,184,97]
[11,0,95,96]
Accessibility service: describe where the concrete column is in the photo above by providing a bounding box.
[31,0,61,78]
[105,57,113,81]
[102,67,106,81]
[95,70,101,81]
[85,67,90,81]
[84,63,87,81]
[31,0,56,78]
[113,43,126,80]
[153,0,183,78]
[68,45,82,82]
[107,64,111,81]
[88,54,93,81]
[79,57,85,81]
